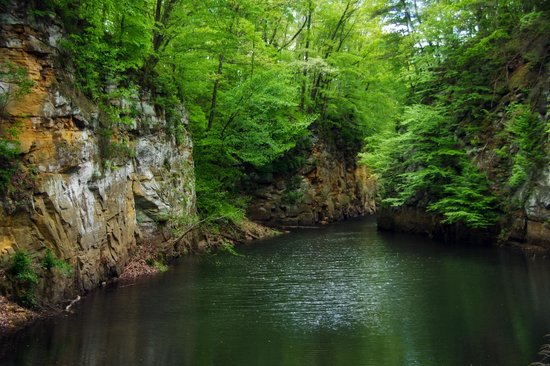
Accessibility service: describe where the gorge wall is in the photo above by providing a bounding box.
[378,35,550,251]
[0,6,195,304]
[247,139,376,227]
[377,170,550,251]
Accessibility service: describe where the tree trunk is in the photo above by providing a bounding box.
[300,1,312,112]
[207,54,225,131]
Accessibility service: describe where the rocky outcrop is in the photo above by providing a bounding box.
[0,6,195,303]
[377,165,550,250]
[247,139,376,227]
[507,165,550,249]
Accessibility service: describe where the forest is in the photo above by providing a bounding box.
[3,0,550,231]
[1,2,550,364]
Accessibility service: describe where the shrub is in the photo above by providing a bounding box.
[505,103,547,189]
[41,249,73,277]
[7,251,38,308]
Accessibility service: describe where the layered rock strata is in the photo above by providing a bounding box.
[247,140,376,227]
[0,7,195,303]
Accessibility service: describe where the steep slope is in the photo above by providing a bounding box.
[375,6,550,250]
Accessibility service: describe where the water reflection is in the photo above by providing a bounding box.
[1,218,549,366]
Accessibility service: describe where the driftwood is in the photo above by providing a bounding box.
[171,216,227,245]
[245,231,260,240]
[65,295,81,312]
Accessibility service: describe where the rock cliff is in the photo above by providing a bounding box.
[247,138,376,227]
[507,165,550,249]
[0,6,195,303]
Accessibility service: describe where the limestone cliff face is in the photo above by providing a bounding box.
[0,8,195,302]
[247,139,376,227]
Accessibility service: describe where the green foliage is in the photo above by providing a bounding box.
[364,1,550,230]
[215,70,314,167]
[282,190,303,205]
[426,164,498,228]
[41,0,548,233]
[4,249,74,308]
[41,249,73,278]
[505,103,547,189]
[0,62,35,114]
[42,0,406,224]
[0,63,34,195]
[173,0,402,220]
[195,176,246,223]
[0,138,19,194]
[7,251,38,308]
[146,259,168,273]
[99,134,135,167]
[191,68,313,222]
[366,104,499,229]
[281,176,304,204]
[218,240,243,257]
[51,0,153,99]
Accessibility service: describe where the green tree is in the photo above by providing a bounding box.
[364,0,549,229]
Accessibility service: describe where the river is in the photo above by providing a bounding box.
[1,217,550,366]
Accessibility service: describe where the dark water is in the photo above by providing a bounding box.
[2,217,550,366]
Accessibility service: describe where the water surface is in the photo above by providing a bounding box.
[2,217,550,366]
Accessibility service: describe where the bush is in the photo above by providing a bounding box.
[7,251,38,308]
[505,103,547,189]
[41,249,73,277]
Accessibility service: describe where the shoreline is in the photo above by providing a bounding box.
[2,215,547,341]
[0,219,280,339]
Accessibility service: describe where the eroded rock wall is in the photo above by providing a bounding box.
[377,164,550,250]
[378,27,550,251]
[0,7,195,302]
[508,165,550,249]
[247,140,376,227]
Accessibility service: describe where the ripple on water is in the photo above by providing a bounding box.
[2,218,550,366]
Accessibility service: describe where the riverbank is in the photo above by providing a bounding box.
[0,296,36,337]
[2,216,548,366]
[120,219,280,281]
[377,207,550,254]
[0,219,279,339]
